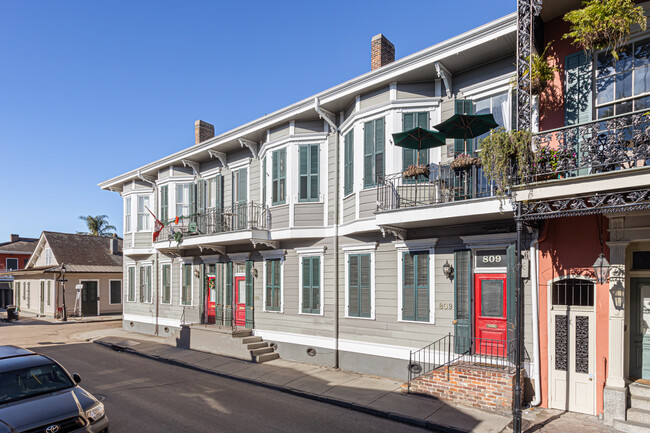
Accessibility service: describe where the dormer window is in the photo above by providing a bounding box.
[45,248,52,266]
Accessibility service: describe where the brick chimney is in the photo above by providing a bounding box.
[109,236,119,255]
[195,120,215,145]
[371,34,395,70]
[10,234,19,243]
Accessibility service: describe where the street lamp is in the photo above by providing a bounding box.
[59,264,68,322]
[592,253,610,285]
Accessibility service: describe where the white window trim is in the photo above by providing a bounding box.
[5,258,18,270]
[180,261,194,306]
[395,238,438,324]
[262,254,284,314]
[124,196,132,234]
[175,182,191,219]
[108,279,122,305]
[159,260,172,305]
[136,194,152,232]
[342,243,377,320]
[297,249,325,316]
[139,263,153,304]
[44,248,52,266]
[46,280,52,307]
[126,265,136,303]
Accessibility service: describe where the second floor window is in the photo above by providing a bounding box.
[160,185,168,223]
[474,92,509,143]
[272,148,286,205]
[299,144,319,202]
[137,195,150,231]
[125,197,132,232]
[402,112,429,181]
[6,258,18,270]
[363,118,384,188]
[344,131,354,195]
[176,183,191,218]
[206,175,223,210]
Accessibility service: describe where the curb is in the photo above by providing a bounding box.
[93,339,466,433]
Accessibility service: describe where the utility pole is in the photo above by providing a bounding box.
[513,203,523,433]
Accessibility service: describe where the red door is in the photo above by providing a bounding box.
[474,273,507,356]
[206,276,216,324]
[234,276,246,327]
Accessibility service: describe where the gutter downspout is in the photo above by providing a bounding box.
[137,170,159,335]
[315,97,340,368]
[530,232,541,406]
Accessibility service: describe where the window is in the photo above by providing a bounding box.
[23,258,28,267]
[265,259,281,311]
[181,263,192,306]
[454,100,475,155]
[45,248,52,266]
[272,148,286,205]
[474,92,510,146]
[402,112,429,171]
[301,256,320,314]
[127,267,135,302]
[161,264,171,304]
[596,38,650,118]
[110,280,121,304]
[299,144,319,202]
[206,175,223,211]
[137,195,150,231]
[160,185,168,223]
[633,251,650,270]
[402,251,429,322]
[552,279,594,307]
[363,118,385,187]
[139,266,152,303]
[348,254,371,318]
[6,258,18,270]
[125,197,132,233]
[344,131,354,195]
[176,183,191,218]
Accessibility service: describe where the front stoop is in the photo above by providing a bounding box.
[237,333,280,363]
[614,383,650,433]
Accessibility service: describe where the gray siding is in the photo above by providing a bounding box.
[269,123,290,141]
[440,97,457,161]
[123,233,132,246]
[133,232,152,248]
[343,100,355,121]
[173,166,193,176]
[249,158,260,204]
[199,158,221,173]
[270,204,290,229]
[454,56,514,93]
[327,133,337,226]
[359,86,390,110]
[158,168,170,179]
[358,189,376,219]
[294,203,324,227]
[295,120,324,134]
[397,81,436,99]
[343,194,356,223]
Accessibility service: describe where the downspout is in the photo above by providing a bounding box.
[314,97,340,368]
[530,232,541,406]
[137,170,160,335]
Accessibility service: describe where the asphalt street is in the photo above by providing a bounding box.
[1,320,427,432]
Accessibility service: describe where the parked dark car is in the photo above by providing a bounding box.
[0,346,108,432]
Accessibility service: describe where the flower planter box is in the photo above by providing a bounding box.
[451,156,482,170]
[403,164,430,178]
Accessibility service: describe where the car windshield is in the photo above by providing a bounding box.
[0,363,74,404]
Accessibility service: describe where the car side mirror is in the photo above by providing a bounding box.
[72,373,81,384]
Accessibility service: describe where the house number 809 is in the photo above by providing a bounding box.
[438,303,453,310]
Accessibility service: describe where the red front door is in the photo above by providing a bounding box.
[474,273,507,356]
[234,276,246,327]
[206,276,216,324]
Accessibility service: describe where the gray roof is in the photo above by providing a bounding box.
[43,232,122,267]
[0,240,37,254]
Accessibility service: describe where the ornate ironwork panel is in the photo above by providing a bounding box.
[516,0,542,131]
[575,316,589,374]
[554,315,568,371]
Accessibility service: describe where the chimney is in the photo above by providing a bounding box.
[110,236,119,255]
[10,234,19,243]
[371,34,395,70]
[195,120,215,145]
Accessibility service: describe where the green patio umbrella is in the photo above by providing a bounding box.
[433,113,499,155]
[392,127,447,165]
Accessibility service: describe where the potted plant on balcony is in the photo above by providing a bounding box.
[479,128,534,203]
[562,0,646,60]
[450,154,482,170]
[403,164,430,178]
[529,42,558,96]
[531,146,575,181]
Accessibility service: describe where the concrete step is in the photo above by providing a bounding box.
[255,352,280,363]
[251,347,274,356]
[613,419,650,433]
[632,395,650,411]
[630,383,650,399]
[627,408,650,424]
[232,329,252,338]
[241,336,262,344]
[246,342,268,350]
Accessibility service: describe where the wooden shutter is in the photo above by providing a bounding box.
[363,121,374,187]
[403,253,416,321]
[225,262,233,307]
[245,261,254,328]
[416,113,429,165]
[310,144,319,201]
[454,100,475,155]
[299,145,308,201]
[454,250,472,353]
[415,253,429,321]
[302,257,320,314]
[344,132,354,195]
[279,149,286,203]
[359,254,371,318]
[189,183,197,215]
[565,51,592,126]
[162,265,170,303]
[215,175,223,210]
[237,168,247,204]
[506,244,516,344]
[266,259,280,311]
[348,255,360,316]
[160,185,168,223]
[375,118,384,185]
[197,179,206,214]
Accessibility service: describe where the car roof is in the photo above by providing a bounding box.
[0,346,35,360]
[0,353,56,374]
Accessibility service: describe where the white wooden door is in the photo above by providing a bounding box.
[549,310,595,415]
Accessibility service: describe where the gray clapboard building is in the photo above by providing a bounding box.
[100,13,534,383]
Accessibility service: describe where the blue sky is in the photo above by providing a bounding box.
[0,0,515,241]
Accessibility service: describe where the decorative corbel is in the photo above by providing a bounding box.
[251,239,279,249]
[208,150,228,169]
[380,225,407,241]
[314,97,338,133]
[181,159,201,179]
[434,62,452,98]
[238,138,258,159]
[137,170,156,185]
[198,244,226,255]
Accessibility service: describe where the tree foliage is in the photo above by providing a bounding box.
[78,215,116,237]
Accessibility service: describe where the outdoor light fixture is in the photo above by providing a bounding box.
[592,252,610,285]
[442,260,454,280]
[59,264,68,322]
[252,268,258,278]
[194,269,200,278]
[609,283,625,311]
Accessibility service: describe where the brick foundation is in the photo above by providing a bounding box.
[407,363,523,415]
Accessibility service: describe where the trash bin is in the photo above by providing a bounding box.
[6,305,18,321]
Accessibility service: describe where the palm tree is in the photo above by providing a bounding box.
[78,215,116,237]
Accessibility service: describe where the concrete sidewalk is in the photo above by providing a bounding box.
[18,311,122,324]
[90,334,509,433]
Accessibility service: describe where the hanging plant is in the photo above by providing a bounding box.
[403,164,430,178]
[478,128,534,203]
[528,42,558,96]
[450,154,482,170]
[563,0,647,60]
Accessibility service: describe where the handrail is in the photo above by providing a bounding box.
[535,108,649,135]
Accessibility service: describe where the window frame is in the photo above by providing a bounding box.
[175,183,191,219]
[296,247,325,316]
[125,197,132,233]
[109,279,122,305]
[298,143,320,202]
[402,111,430,172]
[363,117,385,188]
[263,255,284,313]
[160,262,172,305]
[136,195,151,232]
[343,243,377,320]
[6,258,18,270]
[180,261,193,306]
[395,239,437,324]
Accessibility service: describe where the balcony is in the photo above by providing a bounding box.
[516,111,650,202]
[375,163,509,230]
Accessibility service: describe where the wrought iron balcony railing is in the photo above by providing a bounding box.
[376,163,496,212]
[524,111,650,183]
[157,202,270,241]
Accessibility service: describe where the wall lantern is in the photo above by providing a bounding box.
[442,260,454,280]
[592,253,610,285]
[609,283,625,311]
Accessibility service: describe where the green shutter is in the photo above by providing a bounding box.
[197,179,206,214]
[363,121,374,187]
[454,250,472,353]
[359,254,371,318]
[266,259,281,311]
[310,144,319,201]
[403,253,416,321]
[215,175,223,210]
[506,244,516,344]
[245,260,254,328]
[565,51,592,126]
[225,261,233,307]
[344,132,354,195]
[415,253,429,321]
[375,118,384,185]
[128,267,135,302]
[160,185,168,223]
[272,149,286,205]
[302,257,320,314]
[349,255,360,316]
[299,144,319,201]
[189,183,197,215]
[162,264,170,304]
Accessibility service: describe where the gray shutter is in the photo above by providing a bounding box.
[299,145,308,201]
[302,258,311,313]
[565,51,592,126]
[310,143,319,200]
[344,132,354,195]
[279,149,286,203]
[360,254,371,318]
[415,253,429,321]
[364,121,374,187]
[160,185,168,223]
[245,260,254,328]
[403,253,415,321]
[454,250,472,353]
[349,255,360,316]
[225,262,233,307]
[375,119,385,185]
[312,257,320,313]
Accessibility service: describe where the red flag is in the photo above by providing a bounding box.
[146,207,164,242]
